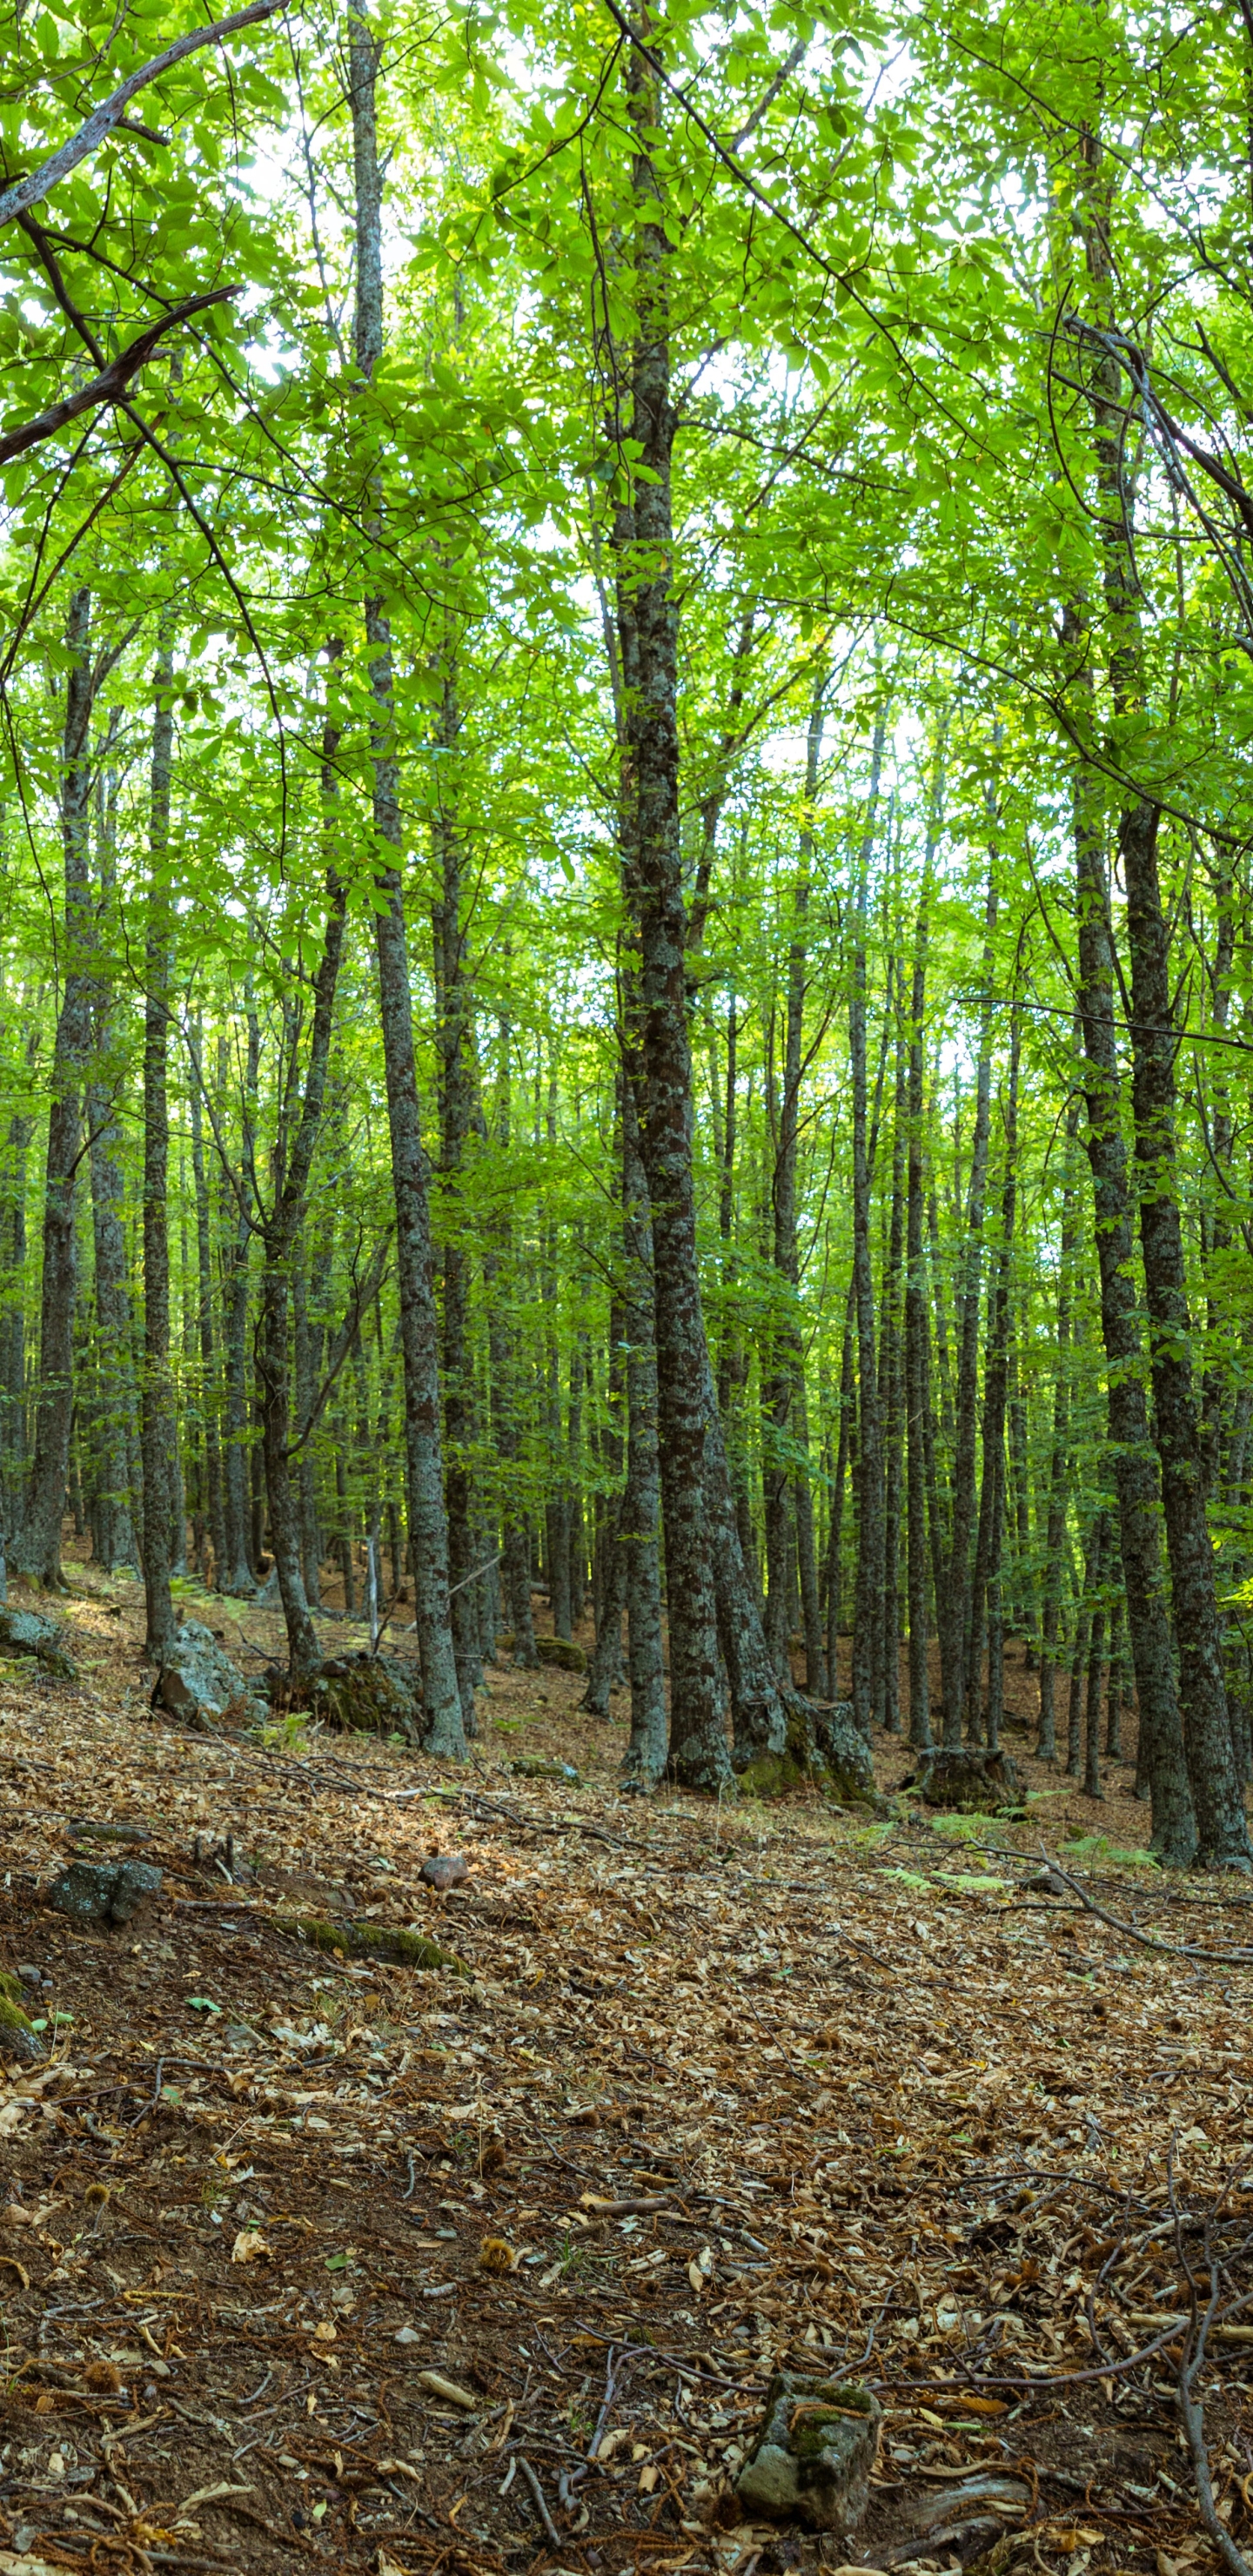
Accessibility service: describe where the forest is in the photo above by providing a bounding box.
[4,0,1253,2566]
[3,0,1253,1872]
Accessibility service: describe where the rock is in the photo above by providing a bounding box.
[0,1972,41,2063]
[735,2372,881,2533]
[394,2325,420,2345]
[154,1622,257,1731]
[15,1965,43,1987]
[47,1858,164,1929]
[1024,1865,1069,1895]
[914,1746,1025,1814]
[308,1654,423,1741]
[0,1606,76,1679]
[420,1854,469,1890]
[535,1634,587,1674]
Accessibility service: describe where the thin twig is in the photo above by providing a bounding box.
[1045,1849,1253,1967]
[518,2453,561,2547]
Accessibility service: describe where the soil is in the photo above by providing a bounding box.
[0,1553,1250,2576]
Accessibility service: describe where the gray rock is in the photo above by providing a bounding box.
[0,1607,76,1678]
[48,1858,164,1929]
[735,2372,881,2533]
[420,1853,469,1889]
[154,1620,258,1730]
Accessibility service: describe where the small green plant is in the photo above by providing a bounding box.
[557,2231,589,2281]
[259,1712,310,1754]
[1061,1831,1158,1868]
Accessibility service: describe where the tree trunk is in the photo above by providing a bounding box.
[763,675,825,1689]
[612,20,727,1793]
[187,1018,225,1588]
[965,1010,1019,1745]
[431,667,482,1716]
[350,2,463,1759]
[880,1022,907,1734]
[1121,797,1250,1866]
[849,717,888,1735]
[905,898,932,1750]
[139,632,177,1660]
[15,588,95,1586]
[220,1013,258,1594]
[1038,1090,1079,1763]
[87,750,138,1574]
[939,870,996,1742]
[620,1072,667,1787]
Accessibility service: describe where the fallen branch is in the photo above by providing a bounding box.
[1170,2156,1253,2576]
[1044,1849,1253,1968]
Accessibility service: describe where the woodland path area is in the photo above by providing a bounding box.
[0,1569,1250,2576]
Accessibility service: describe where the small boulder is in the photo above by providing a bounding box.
[913,1746,1024,1813]
[308,1654,423,1740]
[0,1606,76,1679]
[48,1858,164,1929]
[535,1634,587,1674]
[154,1621,257,1731]
[420,1854,469,1890]
[735,2372,881,2533]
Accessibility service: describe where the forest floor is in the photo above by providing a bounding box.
[1,1558,1251,2576]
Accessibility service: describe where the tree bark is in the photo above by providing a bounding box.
[938,870,996,1742]
[140,629,177,1662]
[1038,1089,1079,1763]
[431,666,482,1716]
[86,747,138,1574]
[350,1,464,1759]
[965,1011,1019,1744]
[612,18,727,1791]
[849,716,888,1734]
[905,898,932,1750]
[15,587,94,1586]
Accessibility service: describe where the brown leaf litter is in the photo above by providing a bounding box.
[0,1566,1249,2576]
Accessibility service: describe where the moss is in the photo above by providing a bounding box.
[535,1634,587,1674]
[0,1989,33,2032]
[738,1749,808,1800]
[273,1912,469,1976]
[0,1971,24,2007]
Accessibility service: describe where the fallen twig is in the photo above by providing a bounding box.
[1044,1849,1253,1967]
[518,2452,562,2546]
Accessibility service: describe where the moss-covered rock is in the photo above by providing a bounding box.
[0,1977,41,2062]
[272,1912,469,1976]
[0,1607,76,1679]
[736,2371,881,2532]
[535,1634,587,1674]
[306,1654,422,1741]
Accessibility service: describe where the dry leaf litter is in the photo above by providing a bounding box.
[0,1566,1250,2576]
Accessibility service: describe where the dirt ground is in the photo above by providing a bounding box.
[1,1556,1250,2576]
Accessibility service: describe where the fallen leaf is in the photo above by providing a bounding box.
[231,2227,271,2264]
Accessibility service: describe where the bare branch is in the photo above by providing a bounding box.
[0,0,288,231]
[0,285,238,468]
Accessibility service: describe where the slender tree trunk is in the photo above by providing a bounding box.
[139,633,178,1660]
[1121,801,1250,1864]
[187,1021,225,1588]
[824,1289,855,1686]
[15,590,95,1586]
[880,1022,907,1734]
[849,718,888,1735]
[905,899,932,1749]
[939,871,996,1742]
[1038,1091,1080,1762]
[763,676,825,1689]
[87,758,138,1576]
[613,21,727,1792]
[220,1013,258,1594]
[431,667,482,1716]
[1083,1513,1112,1800]
[350,3,463,1758]
[486,1010,538,1670]
[620,1073,667,1786]
[966,1012,1020,1744]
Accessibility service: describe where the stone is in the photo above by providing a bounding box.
[0,1971,41,2063]
[913,1746,1025,1814]
[154,1622,258,1731]
[535,1634,587,1674]
[735,2372,881,2533]
[47,1858,164,1929]
[420,1854,469,1890]
[308,1654,423,1741]
[0,1607,76,1679]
